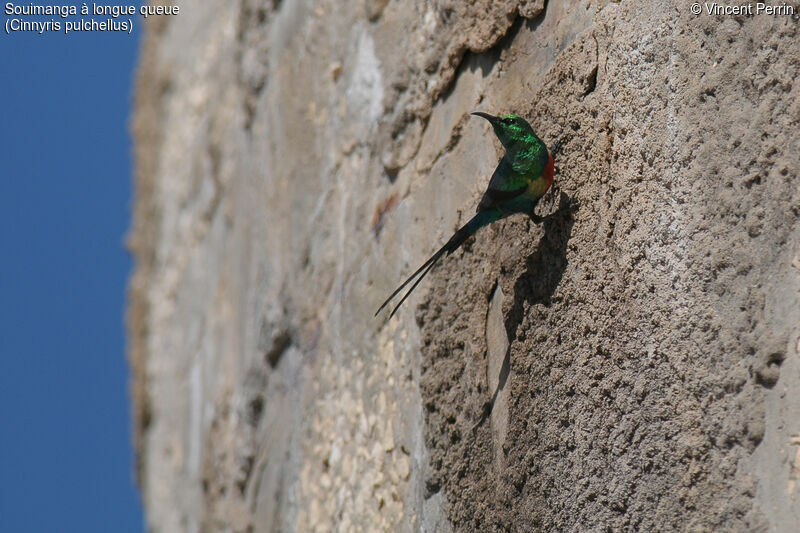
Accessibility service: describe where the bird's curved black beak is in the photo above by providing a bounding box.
[471,111,497,124]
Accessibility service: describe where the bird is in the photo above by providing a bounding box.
[375,112,555,319]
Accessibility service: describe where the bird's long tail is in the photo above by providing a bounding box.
[375,209,501,319]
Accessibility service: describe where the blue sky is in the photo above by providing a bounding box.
[1,9,146,533]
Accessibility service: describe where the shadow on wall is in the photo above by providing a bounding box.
[506,190,576,341]
[475,191,576,431]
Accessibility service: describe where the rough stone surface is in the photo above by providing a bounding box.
[128,1,800,532]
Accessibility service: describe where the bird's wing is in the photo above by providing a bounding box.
[476,156,528,212]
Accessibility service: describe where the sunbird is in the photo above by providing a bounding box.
[376,112,555,319]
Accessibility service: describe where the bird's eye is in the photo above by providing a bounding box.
[502,118,512,125]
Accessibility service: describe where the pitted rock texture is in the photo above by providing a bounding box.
[418,5,800,531]
[129,1,800,532]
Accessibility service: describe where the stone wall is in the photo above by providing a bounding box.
[128,1,800,531]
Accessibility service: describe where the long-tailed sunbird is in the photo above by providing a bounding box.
[376,112,555,318]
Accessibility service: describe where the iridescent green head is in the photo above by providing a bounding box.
[471,112,538,150]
